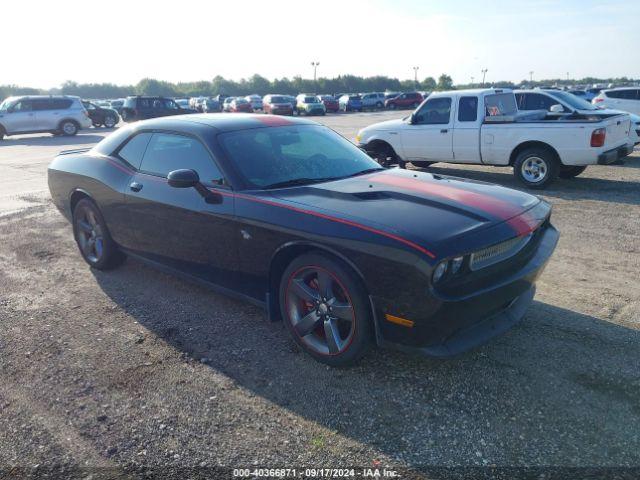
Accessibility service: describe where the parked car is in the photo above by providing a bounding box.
[222,97,235,112]
[48,115,558,366]
[296,95,326,116]
[263,95,294,115]
[360,92,386,110]
[592,87,640,115]
[175,99,190,110]
[584,87,602,101]
[229,97,253,113]
[385,92,423,109]
[215,94,230,104]
[357,88,633,188]
[338,94,362,112]
[0,95,92,139]
[283,95,297,113]
[516,89,640,145]
[202,98,221,113]
[384,92,401,100]
[189,97,207,112]
[108,99,125,114]
[82,101,120,128]
[245,94,264,111]
[121,96,196,122]
[318,95,339,113]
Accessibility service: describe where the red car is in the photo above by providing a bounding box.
[385,92,424,110]
[230,98,253,113]
[263,95,294,115]
[319,95,339,113]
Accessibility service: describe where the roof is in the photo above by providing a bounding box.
[430,88,513,96]
[132,113,317,133]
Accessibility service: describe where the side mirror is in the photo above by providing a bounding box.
[549,104,564,113]
[168,169,199,188]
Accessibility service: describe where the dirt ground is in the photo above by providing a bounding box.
[0,113,639,479]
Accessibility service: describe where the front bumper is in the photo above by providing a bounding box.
[372,224,559,358]
[598,144,634,164]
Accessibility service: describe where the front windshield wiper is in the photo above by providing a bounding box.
[262,177,341,190]
[343,167,386,178]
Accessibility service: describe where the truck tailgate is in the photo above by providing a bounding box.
[603,115,631,148]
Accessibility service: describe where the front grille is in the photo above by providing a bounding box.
[469,233,533,271]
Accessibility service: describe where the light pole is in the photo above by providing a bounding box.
[471,76,475,86]
[311,61,320,93]
[413,66,419,90]
[529,70,534,83]
[481,69,488,86]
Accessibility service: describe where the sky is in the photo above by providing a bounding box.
[2,0,638,88]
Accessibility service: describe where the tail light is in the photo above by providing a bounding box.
[591,128,606,147]
[593,98,604,103]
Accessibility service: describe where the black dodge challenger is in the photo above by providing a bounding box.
[48,114,559,366]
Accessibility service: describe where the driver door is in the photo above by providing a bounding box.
[2,99,37,133]
[400,97,454,161]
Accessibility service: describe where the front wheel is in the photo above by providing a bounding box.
[411,161,435,168]
[103,115,117,128]
[280,253,372,367]
[558,165,587,179]
[513,148,559,189]
[73,198,125,270]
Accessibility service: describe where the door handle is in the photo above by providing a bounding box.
[129,182,143,192]
[440,129,448,133]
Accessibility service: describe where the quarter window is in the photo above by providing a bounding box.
[139,133,223,184]
[117,132,153,169]
[414,98,452,124]
[458,96,478,122]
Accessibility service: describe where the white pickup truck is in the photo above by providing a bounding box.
[356,88,634,188]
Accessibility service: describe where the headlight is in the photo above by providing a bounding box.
[355,133,362,143]
[432,261,448,283]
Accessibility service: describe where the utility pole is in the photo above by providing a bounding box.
[413,66,419,90]
[471,76,475,86]
[481,69,488,86]
[311,61,320,93]
[529,70,534,83]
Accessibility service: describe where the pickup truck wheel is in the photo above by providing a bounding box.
[411,161,435,168]
[514,148,559,189]
[558,165,587,179]
[369,144,398,168]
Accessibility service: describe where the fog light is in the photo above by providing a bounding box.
[432,261,448,283]
[451,256,464,274]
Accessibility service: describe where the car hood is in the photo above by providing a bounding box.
[361,118,406,132]
[269,169,547,260]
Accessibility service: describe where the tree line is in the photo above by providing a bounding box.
[1,74,637,100]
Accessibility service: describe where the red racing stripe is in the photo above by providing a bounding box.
[368,174,539,236]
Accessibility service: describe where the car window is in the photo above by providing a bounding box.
[606,90,636,100]
[32,99,52,111]
[12,100,32,112]
[219,125,381,189]
[50,99,72,110]
[524,93,559,111]
[117,132,153,169]
[458,96,478,122]
[163,99,179,109]
[413,97,452,124]
[484,93,517,116]
[140,133,222,184]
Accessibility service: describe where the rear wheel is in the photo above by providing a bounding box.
[411,161,435,168]
[513,148,559,189]
[280,253,372,367]
[72,198,125,270]
[60,120,78,136]
[376,101,383,110]
[389,103,397,110]
[559,165,587,179]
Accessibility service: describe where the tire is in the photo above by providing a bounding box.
[103,115,117,128]
[558,165,587,179]
[389,104,397,110]
[92,121,102,128]
[369,143,398,168]
[59,120,78,136]
[72,198,126,270]
[411,161,435,168]
[376,101,383,110]
[0,126,4,141]
[279,252,372,367]
[513,147,559,189]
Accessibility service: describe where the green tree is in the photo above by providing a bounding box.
[436,74,453,91]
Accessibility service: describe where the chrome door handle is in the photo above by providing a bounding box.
[440,129,448,133]
[129,182,143,192]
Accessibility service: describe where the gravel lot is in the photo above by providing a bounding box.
[0,112,639,479]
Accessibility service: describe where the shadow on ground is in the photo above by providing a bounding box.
[92,258,640,470]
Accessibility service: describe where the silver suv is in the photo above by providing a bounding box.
[0,95,92,140]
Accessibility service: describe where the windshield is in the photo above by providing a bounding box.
[219,125,382,189]
[270,96,286,103]
[303,96,318,103]
[546,90,597,110]
[484,93,517,116]
[0,98,15,111]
